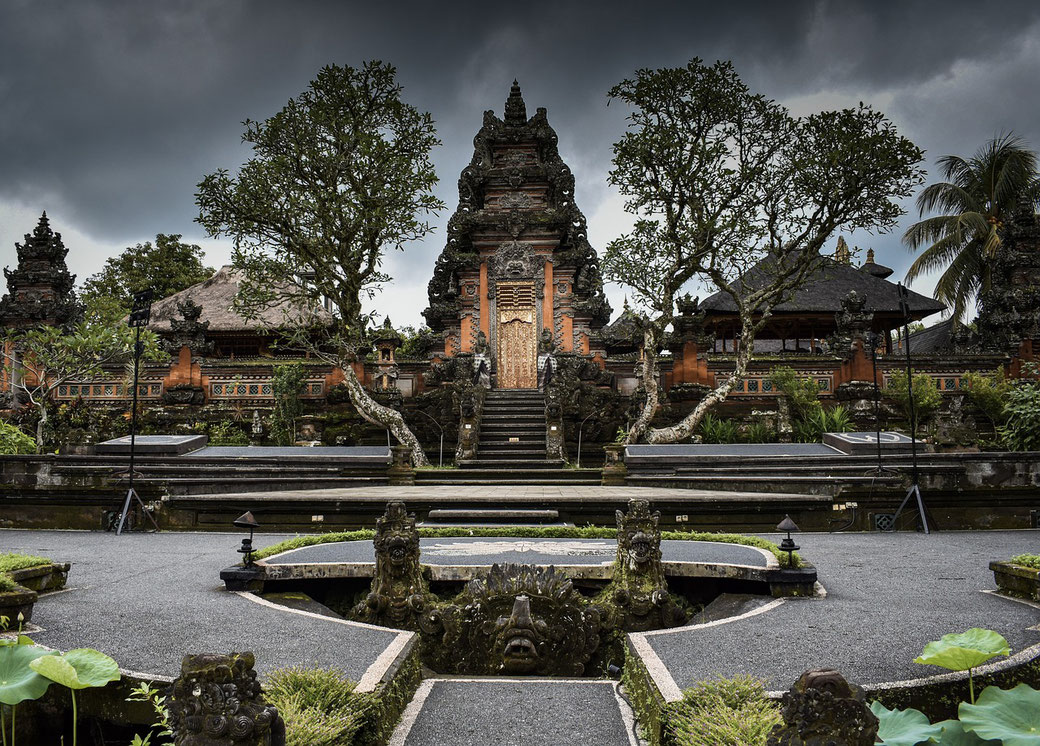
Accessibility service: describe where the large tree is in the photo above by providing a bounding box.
[903,133,1039,323]
[80,234,214,313]
[195,61,443,466]
[603,59,924,443]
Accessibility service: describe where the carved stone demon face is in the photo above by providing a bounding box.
[385,534,411,574]
[627,530,654,571]
[495,595,548,674]
[616,499,662,574]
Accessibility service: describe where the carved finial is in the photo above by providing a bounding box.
[866,248,875,263]
[505,80,527,126]
[835,236,850,264]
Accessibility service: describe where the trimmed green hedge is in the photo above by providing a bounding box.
[254,526,800,567]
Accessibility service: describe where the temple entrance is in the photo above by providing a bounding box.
[495,282,537,388]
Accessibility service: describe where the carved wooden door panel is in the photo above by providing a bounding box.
[496,283,537,389]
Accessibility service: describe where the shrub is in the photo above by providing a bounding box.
[271,362,307,446]
[207,420,250,446]
[885,370,943,426]
[792,406,851,442]
[962,369,1012,428]
[0,574,18,593]
[1010,554,1040,569]
[698,413,740,444]
[998,367,1040,452]
[0,553,51,573]
[768,366,822,421]
[665,676,781,746]
[0,419,36,454]
[742,422,777,444]
[264,667,371,746]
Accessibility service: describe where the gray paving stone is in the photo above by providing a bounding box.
[266,536,770,568]
[0,530,398,681]
[395,679,637,746]
[646,530,1040,691]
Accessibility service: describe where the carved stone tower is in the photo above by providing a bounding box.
[0,213,79,331]
[424,82,611,388]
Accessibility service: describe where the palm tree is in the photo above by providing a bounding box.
[903,133,1039,322]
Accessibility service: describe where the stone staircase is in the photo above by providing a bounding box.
[415,388,601,485]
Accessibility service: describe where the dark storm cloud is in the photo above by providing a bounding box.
[2,0,1040,321]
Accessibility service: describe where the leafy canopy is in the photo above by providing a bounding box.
[904,133,1040,323]
[196,60,444,341]
[80,234,213,314]
[604,59,924,322]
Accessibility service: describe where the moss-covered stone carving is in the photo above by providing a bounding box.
[169,652,285,746]
[603,499,686,631]
[766,668,879,746]
[420,563,606,676]
[351,501,433,629]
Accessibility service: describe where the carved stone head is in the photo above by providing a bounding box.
[616,499,661,573]
[374,501,419,577]
[421,564,604,676]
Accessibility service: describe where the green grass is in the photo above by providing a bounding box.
[1010,554,1040,569]
[665,676,782,746]
[264,667,371,746]
[0,553,51,573]
[254,526,800,567]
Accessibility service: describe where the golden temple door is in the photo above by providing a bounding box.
[496,282,538,389]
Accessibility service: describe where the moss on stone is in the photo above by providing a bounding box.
[0,553,52,574]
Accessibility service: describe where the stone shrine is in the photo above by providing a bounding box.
[424,81,611,389]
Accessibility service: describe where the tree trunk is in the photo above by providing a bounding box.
[644,321,757,443]
[340,363,429,467]
[625,326,662,444]
[35,402,46,454]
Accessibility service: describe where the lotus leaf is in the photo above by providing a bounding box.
[0,643,56,705]
[914,629,1010,672]
[932,719,999,745]
[958,683,1040,745]
[870,701,943,746]
[29,648,120,690]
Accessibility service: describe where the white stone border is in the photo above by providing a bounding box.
[389,678,642,746]
[629,598,788,703]
[234,591,414,693]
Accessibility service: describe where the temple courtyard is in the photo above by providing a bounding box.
[4,522,1038,744]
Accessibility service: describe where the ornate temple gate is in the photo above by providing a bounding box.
[495,281,537,388]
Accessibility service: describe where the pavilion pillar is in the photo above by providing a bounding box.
[542,260,553,334]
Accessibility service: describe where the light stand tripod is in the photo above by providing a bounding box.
[888,283,931,534]
[115,289,159,535]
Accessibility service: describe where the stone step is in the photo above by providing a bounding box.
[479,434,544,444]
[414,478,603,485]
[424,508,560,524]
[475,449,548,458]
[478,424,545,434]
[457,458,567,468]
[479,413,546,422]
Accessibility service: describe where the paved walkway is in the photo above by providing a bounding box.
[0,530,404,683]
[3,527,1038,745]
[639,530,1040,696]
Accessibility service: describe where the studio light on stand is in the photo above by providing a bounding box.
[115,288,159,535]
[777,515,800,568]
[888,283,932,534]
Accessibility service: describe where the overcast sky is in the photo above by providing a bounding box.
[2,0,1039,328]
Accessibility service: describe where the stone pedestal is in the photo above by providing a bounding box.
[601,443,627,486]
[388,444,415,486]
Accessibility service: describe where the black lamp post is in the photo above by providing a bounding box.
[234,511,260,566]
[116,289,158,535]
[777,514,800,567]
